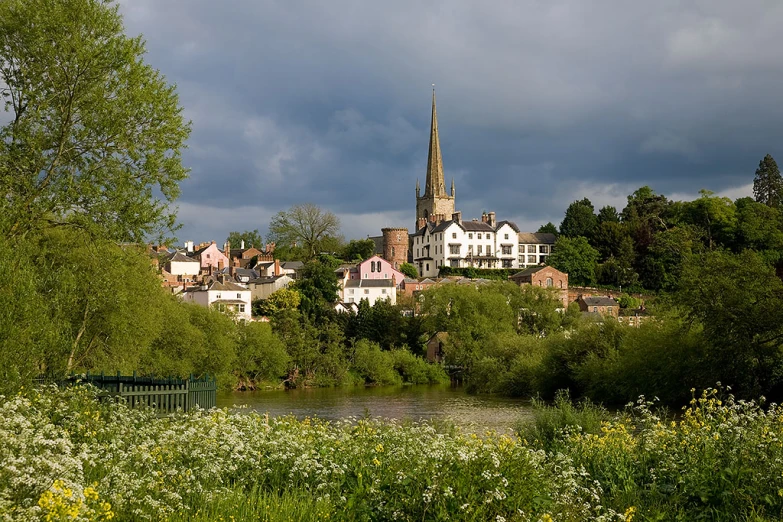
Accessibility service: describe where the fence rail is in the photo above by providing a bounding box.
[36,372,216,413]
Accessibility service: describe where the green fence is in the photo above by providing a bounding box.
[37,372,217,413]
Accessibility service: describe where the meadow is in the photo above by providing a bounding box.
[2,386,783,521]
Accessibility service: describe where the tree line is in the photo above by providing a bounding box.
[542,154,783,292]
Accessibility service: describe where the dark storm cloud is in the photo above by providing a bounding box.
[120,1,783,242]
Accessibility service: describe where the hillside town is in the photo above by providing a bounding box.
[152,90,639,327]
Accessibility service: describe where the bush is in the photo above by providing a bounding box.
[352,340,400,385]
[391,349,448,384]
[516,389,608,451]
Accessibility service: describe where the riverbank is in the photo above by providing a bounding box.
[4,385,783,521]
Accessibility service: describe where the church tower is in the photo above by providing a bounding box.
[415,88,455,230]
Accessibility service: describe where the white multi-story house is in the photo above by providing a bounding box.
[517,233,557,267]
[412,211,521,278]
[182,277,252,321]
[340,279,397,306]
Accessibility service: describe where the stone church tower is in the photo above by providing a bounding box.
[415,88,455,230]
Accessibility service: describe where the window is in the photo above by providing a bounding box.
[450,245,460,254]
[468,233,473,239]
[477,233,482,239]
[477,245,483,254]
[486,244,491,255]
[501,246,512,255]
[539,255,547,264]
[206,254,210,259]
[392,247,395,257]
[237,293,241,299]
[527,255,536,263]
[239,304,245,313]
[382,289,387,294]
[364,273,368,278]
[349,289,354,295]
[540,245,549,254]
[468,245,473,253]
[364,289,370,294]
[527,245,536,253]
[593,306,598,312]
[504,234,509,239]
[502,259,512,268]
[608,306,613,313]
[416,249,419,257]
[384,273,388,278]
[546,277,553,287]
[377,261,382,271]
[371,262,375,273]
[348,297,354,303]
[216,293,221,299]
[450,259,459,267]
[426,263,430,271]
[559,281,563,288]
[452,233,457,239]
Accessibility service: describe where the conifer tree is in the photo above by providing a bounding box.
[753,154,783,208]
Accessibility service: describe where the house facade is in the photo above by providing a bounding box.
[509,265,569,308]
[247,274,293,301]
[576,295,619,318]
[517,233,556,268]
[412,211,521,278]
[340,279,397,306]
[182,278,252,320]
[165,252,201,281]
[188,242,229,272]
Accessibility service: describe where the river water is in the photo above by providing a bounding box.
[217,384,533,434]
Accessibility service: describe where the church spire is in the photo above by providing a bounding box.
[424,86,446,197]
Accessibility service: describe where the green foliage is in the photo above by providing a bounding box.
[226,230,263,249]
[399,262,418,279]
[0,0,190,242]
[268,203,341,260]
[516,390,608,451]
[559,198,597,239]
[295,260,340,317]
[437,266,515,280]
[235,322,290,384]
[352,340,401,385]
[547,236,600,286]
[252,287,301,317]
[753,153,783,208]
[342,238,376,261]
[537,222,559,235]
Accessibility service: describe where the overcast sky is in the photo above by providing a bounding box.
[120,1,783,245]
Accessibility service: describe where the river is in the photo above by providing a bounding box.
[217,384,533,433]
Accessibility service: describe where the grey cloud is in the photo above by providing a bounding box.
[119,0,783,242]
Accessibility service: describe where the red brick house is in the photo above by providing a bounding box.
[509,265,569,308]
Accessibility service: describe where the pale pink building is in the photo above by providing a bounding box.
[188,242,229,271]
[352,255,405,286]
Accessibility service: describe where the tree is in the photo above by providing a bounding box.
[753,154,783,208]
[547,236,600,286]
[268,203,341,260]
[226,230,263,249]
[399,262,418,279]
[342,238,376,261]
[252,287,302,318]
[0,0,190,241]
[681,190,736,250]
[559,198,597,239]
[537,222,559,235]
[295,259,340,317]
[733,197,783,258]
[597,205,620,224]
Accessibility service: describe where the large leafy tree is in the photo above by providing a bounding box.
[342,238,376,261]
[0,0,190,241]
[547,236,600,286]
[753,154,783,208]
[269,203,341,260]
[559,198,597,239]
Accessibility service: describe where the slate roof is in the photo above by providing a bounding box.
[344,279,395,288]
[497,220,520,233]
[248,274,289,285]
[511,266,546,277]
[518,232,557,244]
[581,296,618,306]
[281,261,304,270]
[168,251,199,263]
[208,280,249,292]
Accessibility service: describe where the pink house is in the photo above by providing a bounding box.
[352,255,405,286]
[189,242,229,271]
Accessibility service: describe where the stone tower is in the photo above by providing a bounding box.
[416,88,455,230]
[381,227,409,269]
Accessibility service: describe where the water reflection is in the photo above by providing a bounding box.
[218,385,533,433]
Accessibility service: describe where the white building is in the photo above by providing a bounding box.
[411,211,521,278]
[182,278,252,321]
[165,251,200,281]
[340,279,396,306]
[517,232,556,268]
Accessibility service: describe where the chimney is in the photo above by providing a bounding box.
[274,259,281,276]
[452,211,462,224]
[481,212,488,224]
[233,257,240,267]
[241,240,245,250]
[417,217,426,230]
[488,212,496,227]
[218,259,224,271]
[224,241,231,261]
